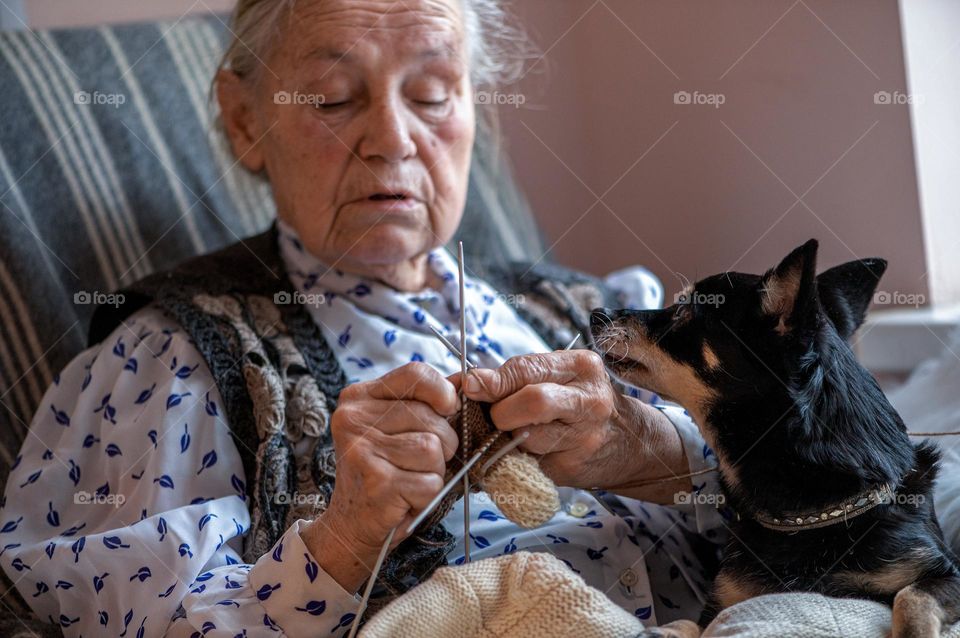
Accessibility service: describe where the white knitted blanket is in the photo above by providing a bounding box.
[703,592,960,638]
[362,551,960,637]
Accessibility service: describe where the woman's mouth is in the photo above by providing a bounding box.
[353,191,422,212]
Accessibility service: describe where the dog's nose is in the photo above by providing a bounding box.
[590,308,613,333]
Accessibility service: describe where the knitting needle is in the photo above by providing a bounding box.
[564,333,581,350]
[458,241,471,564]
[406,449,485,534]
[348,448,485,637]
[428,325,477,369]
[347,525,397,638]
[479,431,530,475]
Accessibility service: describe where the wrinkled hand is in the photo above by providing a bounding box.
[302,363,459,592]
[461,350,685,493]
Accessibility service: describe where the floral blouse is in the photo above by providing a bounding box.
[0,220,725,637]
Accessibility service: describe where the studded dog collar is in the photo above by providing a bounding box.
[751,483,895,532]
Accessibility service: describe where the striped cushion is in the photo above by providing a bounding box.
[0,16,543,493]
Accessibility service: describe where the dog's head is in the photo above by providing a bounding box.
[590,240,887,427]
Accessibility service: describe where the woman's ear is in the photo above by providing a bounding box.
[215,69,266,173]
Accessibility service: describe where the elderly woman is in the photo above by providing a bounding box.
[0,1,724,636]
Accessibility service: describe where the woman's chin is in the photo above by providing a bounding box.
[336,225,438,278]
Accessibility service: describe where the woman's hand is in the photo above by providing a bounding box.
[461,350,690,501]
[301,363,459,593]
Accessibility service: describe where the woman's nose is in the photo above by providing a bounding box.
[357,98,416,162]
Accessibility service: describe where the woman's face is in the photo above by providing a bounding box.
[219,0,476,287]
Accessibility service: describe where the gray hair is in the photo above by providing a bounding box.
[216,0,529,89]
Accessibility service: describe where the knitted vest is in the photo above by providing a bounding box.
[86,222,617,600]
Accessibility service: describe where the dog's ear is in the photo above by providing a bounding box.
[816,257,887,340]
[759,239,819,335]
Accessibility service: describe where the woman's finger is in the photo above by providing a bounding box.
[394,470,446,512]
[363,362,460,416]
[462,350,604,403]
[368,400,459,461]
[374,431,448,476]
[487,383,581,431]
[512,424,573,455]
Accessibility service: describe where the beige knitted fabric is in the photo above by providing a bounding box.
[360,551,644,638]
[481,451,560,528]
[417,400,560,531]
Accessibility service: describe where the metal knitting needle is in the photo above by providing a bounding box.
[479,431,530,475]
[347,525,396,638]
[564,333,581,350]
[348,447,486,637]
[458,241,471,563]
[428,325,477,369]
[406,449,485,534]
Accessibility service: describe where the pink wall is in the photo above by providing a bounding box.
[25,0,927,305]
[496,0,927,305]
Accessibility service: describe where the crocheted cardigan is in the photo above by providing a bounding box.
[82,221,617,610]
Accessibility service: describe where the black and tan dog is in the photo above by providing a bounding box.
[590,240,960,637]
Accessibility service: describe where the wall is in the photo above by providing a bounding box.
[495,0,928,306]
[900,0,960,306]
[20,0,932,307]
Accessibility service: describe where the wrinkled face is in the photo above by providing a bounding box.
[232,0,476,275]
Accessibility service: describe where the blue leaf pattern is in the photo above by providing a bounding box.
[0,233,714,636]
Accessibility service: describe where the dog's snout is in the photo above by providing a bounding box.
[590,308,613,333]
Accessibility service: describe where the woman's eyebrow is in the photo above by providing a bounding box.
[299,44,458,64]
[300,47,354,63]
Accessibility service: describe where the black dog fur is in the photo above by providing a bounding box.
[590,240,960,637]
